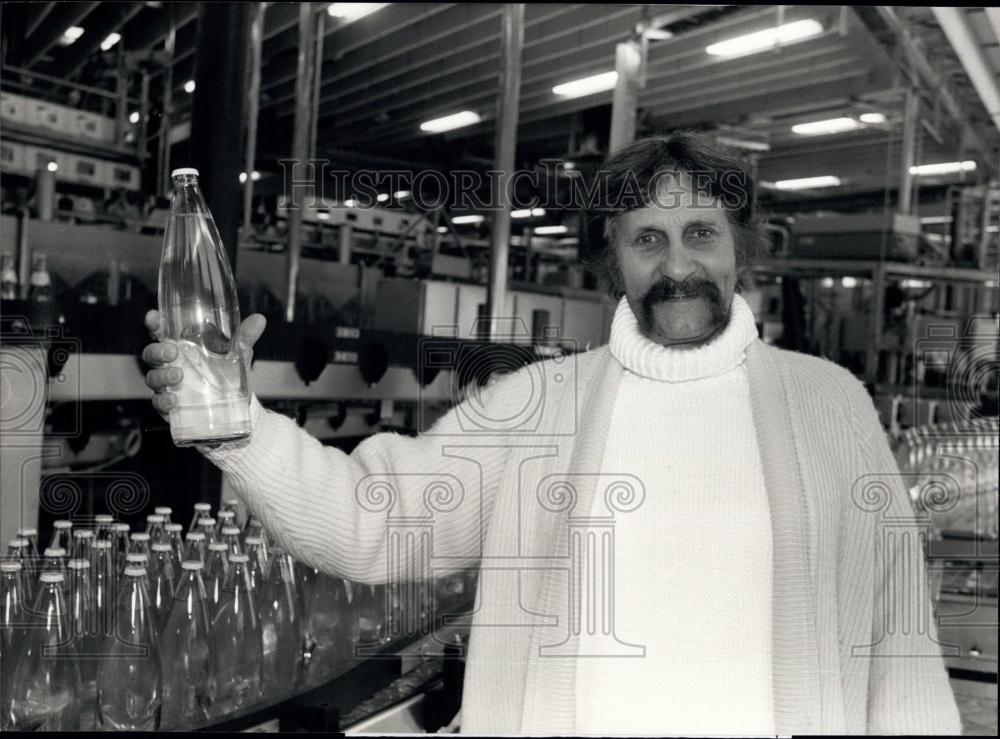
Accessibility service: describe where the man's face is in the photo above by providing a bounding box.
[612,173,738,348]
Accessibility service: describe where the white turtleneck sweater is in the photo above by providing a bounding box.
[574,294,776,736]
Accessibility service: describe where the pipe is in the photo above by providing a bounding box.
[898,89,919,216]
[242,2,265,240]
[931,7,1000,134]
[485,3,524,343]
[285,2,319,323]
[609,40,642,154]
[987,8,1000,49]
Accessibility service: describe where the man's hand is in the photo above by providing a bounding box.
[142,310,267,419]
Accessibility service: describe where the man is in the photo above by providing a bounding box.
[144,133,961,734]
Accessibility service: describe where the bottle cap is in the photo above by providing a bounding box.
[221,526,241,536]
[73,529,94,538]
[171,167,199,178]
[17,528,37,537]
[155,507,173,516]
[186,531,206,541]
[40,571,65,583]
[181,560,204,570]
[245,536,264,546]
[198,518,216,526]
[44,547,66,557]
[147,514,165,523]
[0,561,22,572]
[94,515,113,524]
[111,523,130,532]
[131,532,151,541]
[152,543,173,552]
[124,566,147,577]
[67,559,90,570]
[194,502,212,512]
[8,537,28,548]
[165,523,183,532]
[208,542,229,551]
[126,553,148,563]
[218,510,235,519]
[53,520,72,529]
[229,553,250,563]
[95,540,112,549]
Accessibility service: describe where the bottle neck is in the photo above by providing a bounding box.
[170,180,210,215]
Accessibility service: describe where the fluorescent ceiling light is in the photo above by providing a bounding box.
[376,193,389,203]
[535,225,569,235]
[129,111,140,124]
[716,135,770,152]
[859,112,886,124]
[791,117,860,136]
[344,198,358,208]
[900,279,932,289]
[100,32,121,52]
[909,160,976,176]
[841,277,858,288]
[642,28,674,41]
[183,79,196,94]
[706,19,823,58]
[327,3,388,21]
[436,226,448,234]
[920,216,953,225]
[564,161,576,170]
[451,214,484,225]
[511,208,546,218]
[820,277,835,289]
[238,171,261,184]
[393,190,410,199]
[60,26,84,46]
[773,175,841,190]
[553,71,618,99]
[420,110,481,133]
[317,212,331,220]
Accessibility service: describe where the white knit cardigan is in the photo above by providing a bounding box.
[205,338,962,735]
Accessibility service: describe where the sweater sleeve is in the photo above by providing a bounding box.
[853,403,962,735]
[198,380,515,585]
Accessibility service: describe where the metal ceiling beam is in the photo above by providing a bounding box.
[25,2,56,39]
[986,8,1000,47]
[22,1,100,68]
[49,2,146,79]
[931,6,1000,134]
[123,2,198,52]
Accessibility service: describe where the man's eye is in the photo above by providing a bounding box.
[689,228,715,240]
[635,232,659,245]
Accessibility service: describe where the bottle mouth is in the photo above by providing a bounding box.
[171,167,199,179]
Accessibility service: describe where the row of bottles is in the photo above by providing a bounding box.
[2,499,478,731]
[1,253,51,302]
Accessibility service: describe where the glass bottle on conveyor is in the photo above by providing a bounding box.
[158,168,251,446]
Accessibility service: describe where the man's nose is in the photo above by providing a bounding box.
[657,243,696,283]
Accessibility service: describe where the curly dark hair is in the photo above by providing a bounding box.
[582,132,768,298]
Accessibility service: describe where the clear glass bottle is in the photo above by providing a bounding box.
[211,553,262,715]
[160,561,216,728]
[220,525,243,556]
[96,566,162,730]
[92,515,114,542]
[70,529,95,568]
[8,571,83,730]
[154,506,174,526]
[258,547,303,697]
[66,558,98,730]
[158,168,251,446]
[353,582,389,648]
[184,531,208,564]
[41,546,68,588]
[110,522,131,572]
[16,527,40,560]
[204,542,231,609]
[149,543,179,630]
[130,531,152,562]
[164,522,185,563]
[243,535,269,592]
[6,537,34,605]
[49,519,73,551]
[28,253,51,304]
[215,509,236,538]
[302,571,352,679]
[1,253,18,300]
[220,498,242,527]
[146,514,166,544]
[196,517,218,546]
[92,540,117,644]
[190,502,212,533]
[0,562,27,731]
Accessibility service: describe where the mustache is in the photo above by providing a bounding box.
[641,277,724,309]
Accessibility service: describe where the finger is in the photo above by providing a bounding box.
[238,314,266,349]
[145,366,183,392]
[145,310,162,340]
[141,342,178,367]
[151,391,177,415]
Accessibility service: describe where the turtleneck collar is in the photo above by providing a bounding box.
[609,292,759,382]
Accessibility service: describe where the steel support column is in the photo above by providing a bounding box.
[242,2,265,240]
[898,88,919,216]
[609,40,642,154]
[486,4,524,342]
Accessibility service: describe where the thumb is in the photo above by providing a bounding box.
[238,313,267,350]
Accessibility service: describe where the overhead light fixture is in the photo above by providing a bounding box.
[860,112,886,124]
[564,161,576,170]
[773,175,842,190]
[420,110,481,133]
[553,71,618,99]
[900,279,932,289]
[344,198,358,208]
[393,190,411,199]
[317,211,331,220]
[706,19,823,58]
[535,225,569,235]
[327,3,388,21]
[129,111,140,124]
[909,160,976,176]
[642,27,674,41]
[841,277,858,289]
[791,117,860,136]
[715,135,771,152]
[919,215,953,225]
[100,32,121,52]
[183,79,196,94]
[511,208,546,218]
[376,193,389,203]
[436,226,448,234]
[238,171,261,184]
[451,214,484,225]
[46,161,59,173]
[59,26,84,46]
